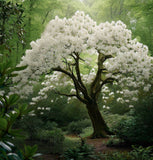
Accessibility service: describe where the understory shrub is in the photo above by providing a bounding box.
[44,121,58,130]
[113,116,153,145]
[34,91,88,127]
[37,128,65,154]
[106,136,124,147]
[62,139,100,160]
[113,94,153,145]
[63,136,80,151]
[62,140,153,160]
[18,116,44,140]
[67,119,91,134]
[103,145,153,160]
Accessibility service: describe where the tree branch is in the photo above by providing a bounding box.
[74,53,89,99]
[90,52,113,99]
[52,66,88,104]
[54,90,77,97]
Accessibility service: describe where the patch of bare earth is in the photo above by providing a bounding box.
[86,138,131,153]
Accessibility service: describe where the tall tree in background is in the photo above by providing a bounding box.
[0,0,25,64]
[129,0,153,56]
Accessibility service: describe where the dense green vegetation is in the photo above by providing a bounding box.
[0,0,153,159]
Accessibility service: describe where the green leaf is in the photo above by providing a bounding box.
[24,144,38,157]
[0,118,8,130]
[8,153,22,160]
[7,94,20,106]
[13,65,27,71]
[33,153,42,157]
[9,129,23,138]
[18,104,33,115]
[0,141,12,152]
[6,141,14,147]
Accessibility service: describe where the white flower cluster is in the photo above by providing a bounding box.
[31,71,74,104]
[10,11,152,106]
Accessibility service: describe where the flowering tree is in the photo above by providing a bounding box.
[11,11,153,138]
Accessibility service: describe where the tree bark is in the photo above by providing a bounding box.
[86,102,111,138]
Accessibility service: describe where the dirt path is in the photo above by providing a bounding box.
[86,138,131,153]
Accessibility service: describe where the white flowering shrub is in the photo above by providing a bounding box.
[10,11,153,109]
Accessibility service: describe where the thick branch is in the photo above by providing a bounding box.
[62,57,73,73]
[74,53,90,100]
[54,90,77,97]
[94,77,115,97]
[90,53,113,99]
[52,67,88,104]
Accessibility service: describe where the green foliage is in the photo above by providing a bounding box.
[0,96,32,140]
[63,136,80,152]
[0,141,22,160]
[0,141,41,160]
[37,128,65,154]
[130,145,153,160]
[44,121,58,130]
[80,127,93,138]
[21,144,41,160]
[67,119,91,135]
[0,59,27,89]
[18,116,43,140]
[0,0,25,64]
[68,121,83,135]
[102,145,153,160]
[106,136,124,147]
[129,0,153,55]
[0,97,38,159]
[62,138,99,160]
[33,89,88,127]
[0,57,39,159]
[102,146,153,160]
[103,113,130,129]
[113,94,153,145]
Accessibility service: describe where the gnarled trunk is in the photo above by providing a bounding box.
[86,102,111,138]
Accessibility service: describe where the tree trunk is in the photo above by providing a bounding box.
[86,102,111,138]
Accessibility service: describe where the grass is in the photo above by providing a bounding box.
[79,127,93,138]
[63,136,80,151]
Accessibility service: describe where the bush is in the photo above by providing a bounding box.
[18,116,43,140]
[62,138,100,160]
[67,119,91,135]
[130,145,153,160]
[34,90,88,127]
[80,127,93,138]
[63,136,80,151]
[44,121,58,130]
[106,136,124,147]
[100,145,153,160]
[37,128,65,154]
[112,93,153,145]
[103,113,130,129]
[68,121,83,134]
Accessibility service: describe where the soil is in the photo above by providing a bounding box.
[35,137,131,160]
[86,138,131,153]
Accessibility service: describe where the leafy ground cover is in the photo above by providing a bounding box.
[32,136,132,160]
